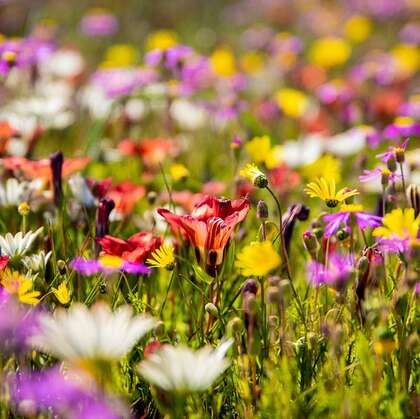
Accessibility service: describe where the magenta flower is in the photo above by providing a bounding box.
[70,257,151,276]
[80,10,119,37]
[306,253,354,288]
[323,205,382,238]
[359,167,400,184]
[11,367,125,419]
[376,138,409,163]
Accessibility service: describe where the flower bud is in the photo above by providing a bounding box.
[147,191,157,205]
[50,151,63,207]
[245,293,258,315]
[228,317,242,334]
[57,259,67,275]
[386,156,397,172]
[357,256,369,276]
[406,184,419,217]
[268,275,281,286]
[381,169,390,187]
[336,228,350,241]
[257,200,269,219]
[96,197,115,239]
[242,278,258,295]
[254,174,268,188]
[18,202,30,216]
[395,147,405,163]
[205,302,219,317]
[267,286,282,304]
[312,227,324,239]
[303,231,319,253]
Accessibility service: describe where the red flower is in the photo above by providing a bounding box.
[0,256,9,271]
[106,181,145,216]
[158,195,250,275]
[97,231,162,263]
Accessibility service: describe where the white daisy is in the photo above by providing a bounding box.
[22,250,52,272]
[137,340,232,393]
[0,227,43,258]
[30,303,157,361]
[0,178,29,207]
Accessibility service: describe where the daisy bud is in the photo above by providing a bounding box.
[230,134,242,150]
[244,293,257,316]
[386,156,397,173]
[50,151,63,207]
[257,200,269,219]
[205,302,219,318]
[312,227,324,239]
[395,146,405,163]
[18,202,30,216]
[406,184,420,217]
[303,231,319,258]
[381,169,390,187]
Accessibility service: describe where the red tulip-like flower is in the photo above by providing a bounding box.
[158,195,250,276]
[97,232,162,264]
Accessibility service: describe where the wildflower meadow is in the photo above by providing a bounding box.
[0,1,419,418]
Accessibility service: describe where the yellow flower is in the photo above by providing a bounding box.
[309,37,351,68]
[236,241,280,277]
[170,164,189,181]
[373,340,396,355]
[373,208,420,240]
[102,44,137,68]
[99,255,124,269]
[146,244,175,270]
[210,47,236,77]
[302,154,342,182]
[52,282,71,305]
[146,30,178,51]
[275,88,309,118]
[240,51,264,75]
[391,44,419,76]
[305,177,359,208]
[339,204,364,213]
[239,163,268,188]
[265,145,284,169]
[344,15,372,43]
[0,269,40,305]
[245,135,271,163]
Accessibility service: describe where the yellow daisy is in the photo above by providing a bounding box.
[373,208,420,240]
[0,269,40,305]
[147,244,175,270]
[236,241,280,277]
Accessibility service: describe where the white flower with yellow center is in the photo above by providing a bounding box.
[137,340,232,393]
[30,303,157,362]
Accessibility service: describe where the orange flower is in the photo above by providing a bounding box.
[119,137,178,166]
[158,195,250,276]
[2,156,90,182]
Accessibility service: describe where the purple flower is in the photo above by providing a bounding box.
[376,237,410,254]
[306,253,354,288]
[359,167,400,183]
[80,10,119,37]
[91,68,158,98]
[376,138,409,163]
[382,122,420,140]
[70,257,151,276]
[323,206,382,238]
[415,282,420,295]
[0,290,37,354]
[11,367,125,419]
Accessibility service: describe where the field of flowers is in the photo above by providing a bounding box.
[0,0,419,418]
